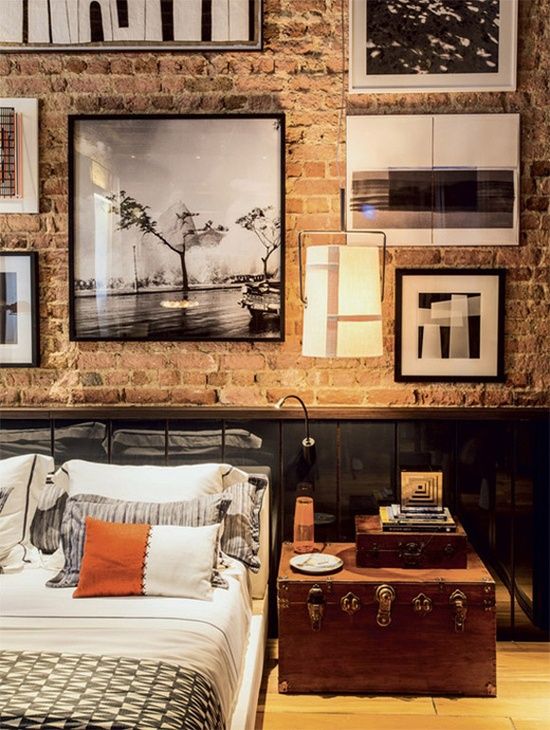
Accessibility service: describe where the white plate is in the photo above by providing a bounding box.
[289,553,343,574]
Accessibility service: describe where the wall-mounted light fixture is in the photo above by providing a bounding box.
[275,394,316,468]
[298,217,387,358]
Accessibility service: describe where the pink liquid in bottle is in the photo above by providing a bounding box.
[293,495,314,553]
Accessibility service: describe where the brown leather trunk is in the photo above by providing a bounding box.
[355,515,468,569]
[278,542,496,697]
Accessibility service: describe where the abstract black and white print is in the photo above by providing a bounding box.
[395,269,505,382]
[349,0,517,92]
[0,0,262,51]
[346,114,520,246]
[365,0,500,75]
[417,292,481,359]
[70,115,284,342]
[0,273,18,346]
[351,168,515,230]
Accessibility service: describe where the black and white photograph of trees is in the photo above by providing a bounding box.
[70,115,284,341]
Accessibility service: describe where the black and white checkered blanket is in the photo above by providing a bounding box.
[0,650,225,729]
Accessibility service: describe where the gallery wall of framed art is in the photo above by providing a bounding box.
[0,0,547,411]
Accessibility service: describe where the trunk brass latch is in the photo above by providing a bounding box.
[307,584,325,631]
[340,591,361,616]
[412,592,433,614]
[375,584,396,627]
[449,589,468,632]
[399,541,423,567]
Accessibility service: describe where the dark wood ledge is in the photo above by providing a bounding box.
[0,406,548,421]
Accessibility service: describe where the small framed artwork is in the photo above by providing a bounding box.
[347,113,520,246]
[0,99,39,214]
[0,251,39,367]
[69,114,285,342]
[350,0,518,93]
[0,0,262,52]
[395,269,505,382]
[400,471,443,513]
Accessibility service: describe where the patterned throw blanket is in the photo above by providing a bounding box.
[0,650,225,729]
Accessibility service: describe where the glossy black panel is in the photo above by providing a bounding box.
[110,420,166,465]
[223,420,279,475]
[397,420,455,506]
[282,421,337,543]
[0,419,52,459]
[53,419,108,466]
[339,422,395,540]
[167,420,222,465]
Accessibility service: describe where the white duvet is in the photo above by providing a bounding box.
[0,559,252,720]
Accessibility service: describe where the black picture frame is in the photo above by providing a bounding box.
[69,113,285,343]
[0,251,39,368]
[0,0,263,53]
[395,269,505,382]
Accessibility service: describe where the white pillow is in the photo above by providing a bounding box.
[0,453,53,569]
[62,459,248,502]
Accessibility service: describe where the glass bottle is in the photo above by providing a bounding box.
[293,482,314,554]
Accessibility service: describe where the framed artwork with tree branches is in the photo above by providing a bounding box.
[69,114,285,341]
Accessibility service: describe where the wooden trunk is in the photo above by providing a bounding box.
[355,515,468,569]
[278,542,496,697]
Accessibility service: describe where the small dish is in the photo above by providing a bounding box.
[289,552,343,574]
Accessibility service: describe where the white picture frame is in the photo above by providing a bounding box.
[0,251,40,367]
[350,0,518,93]
[346,113,520,246]
[0,98,39,214]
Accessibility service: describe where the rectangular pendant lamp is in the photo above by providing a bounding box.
[302,244,383,357]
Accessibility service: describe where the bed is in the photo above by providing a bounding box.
[0,460,270,730]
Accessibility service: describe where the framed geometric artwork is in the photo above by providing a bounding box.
[69,113,285,342]
[0,251,39,368]
[347,113,520,246]
[0,0,262,52]
[0,99,39,214]
[350,0,518,93]
[395,269,505,382]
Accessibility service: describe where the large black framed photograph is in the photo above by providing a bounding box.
[69,114,285,342]
[0,251,39,367]
[0,0,262,52]
[395,269,505,382]
[350,0,518,93]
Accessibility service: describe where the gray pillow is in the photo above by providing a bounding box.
[48,492,231,589]
[220,474,267,572]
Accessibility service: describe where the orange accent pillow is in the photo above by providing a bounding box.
[73,517,149,598]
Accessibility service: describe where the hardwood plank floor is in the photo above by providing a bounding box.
[255,642,550,730]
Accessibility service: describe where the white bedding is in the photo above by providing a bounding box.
[0,560,252,720]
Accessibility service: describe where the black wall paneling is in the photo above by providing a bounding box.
[0,407,547,639]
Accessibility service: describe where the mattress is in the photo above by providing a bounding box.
[0,559,252,721]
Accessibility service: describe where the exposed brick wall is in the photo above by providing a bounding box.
[0,0,548,408]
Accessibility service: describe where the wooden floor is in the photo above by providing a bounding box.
[255,641,550,730]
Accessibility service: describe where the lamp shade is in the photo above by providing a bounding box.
[302,245,383,357]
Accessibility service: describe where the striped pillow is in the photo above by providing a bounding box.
[30,474,67,555]
[47,492,231,589]
[220,474,268,572]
